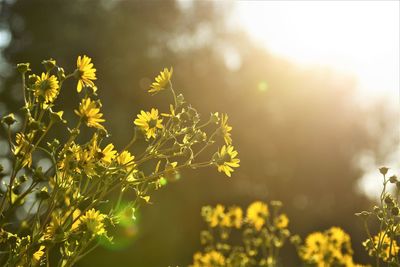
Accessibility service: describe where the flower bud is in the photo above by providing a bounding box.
[36,188,50,200]
[391,207,399,216]
[28,74,39,85]
[49,110,66,124]
[17,63,31,73]
[384,195,394,206]
[379,167,389,176]
[1,113,16,126]
[210,112,219,124]
[42,59,56,71]
[176,94,185,106]
[18,174,28,183]
[389,175,398,183]
[355,211,371,219]
[57,67,66,81]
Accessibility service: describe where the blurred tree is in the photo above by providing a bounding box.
[0,0,396,266]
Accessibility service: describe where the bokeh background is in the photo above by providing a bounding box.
[0,0,399,266]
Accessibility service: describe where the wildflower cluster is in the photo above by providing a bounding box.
[293,227,366,267]
[191,201,291,267]
[0,57,239,266]
[356,167,400,266]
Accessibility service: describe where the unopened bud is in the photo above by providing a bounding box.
[17,63,31,73]
[379,167,389,176]
[1,113,16,126]
[389,175,398,183]
[42,59,56,71]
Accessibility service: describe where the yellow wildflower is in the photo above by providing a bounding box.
[33,73,59,104]
[209,204,225,228]
[75,98,105,130]
[97,143,117,164]
[134,108,163,139]
[220,113,232,145]
[33,246,45,262]
[365,231,400,261]
[76,55,96,92]
[149,67,173,94]
[191,250,226,267]
[246,201,268,231]
[221,206,243,229]
[214,145,240,177]
[78,208,107,236]
[274,214,289,229]
[14,132,33,167]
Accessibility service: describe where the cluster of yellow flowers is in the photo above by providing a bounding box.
[297,227,366,267]
[192,201,291,267]
[357,167,400,266]
[0,56,239,266]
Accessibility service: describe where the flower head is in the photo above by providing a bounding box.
[74,98,105,130]
[33,73,59,104]
[76,55,97,92]
[214,145,240,177]
[149,67,173,94]
[220,113,232,145]
[78,209,107,236]
[191,250,226,267]
[33,246,45,262]
[134,108,163,139]
[246,201,268,230]
[275,214,289,229]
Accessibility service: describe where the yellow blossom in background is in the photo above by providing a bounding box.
[221,206,243,229]
[191,250,226,267]
[214,145,240,177]
[33,73,59,104]
[274,214,289,229]
[75,98,105,130]
[148,67,173,94]
[76,55,97,92]
[299,227,363,266]
[33,246,45,262]
[220,113,232,145]
[246,201,268,230]
[134,108,163,139]
[209,204,225,228]
[78,209,107,236]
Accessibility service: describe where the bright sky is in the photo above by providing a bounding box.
[234,1,399,198]
[234,1,399,103]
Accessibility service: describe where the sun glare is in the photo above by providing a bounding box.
[235,1,399,102]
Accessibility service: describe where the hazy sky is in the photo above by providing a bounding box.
[234,1,399,105]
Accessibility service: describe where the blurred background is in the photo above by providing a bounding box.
[0,0,398,266]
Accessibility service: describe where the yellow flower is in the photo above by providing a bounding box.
[14,132,33,167]
[220,113,232,145]
[78,208,107,236]
[209,204,225,228]
[221,206,243,229]
[33,73,59,104]
[365,231,400,261]
[76,55,97,92]
[149,67,173,94]
[246,201,268,231]
[75,98,105,130]
[191,250,226,267]
[134,108,163,139]
[33,245,45,262]
[96,143,117,164]
[214,145,240,177]
[274,214,289,229]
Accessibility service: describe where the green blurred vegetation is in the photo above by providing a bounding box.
[0,0,397,266]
